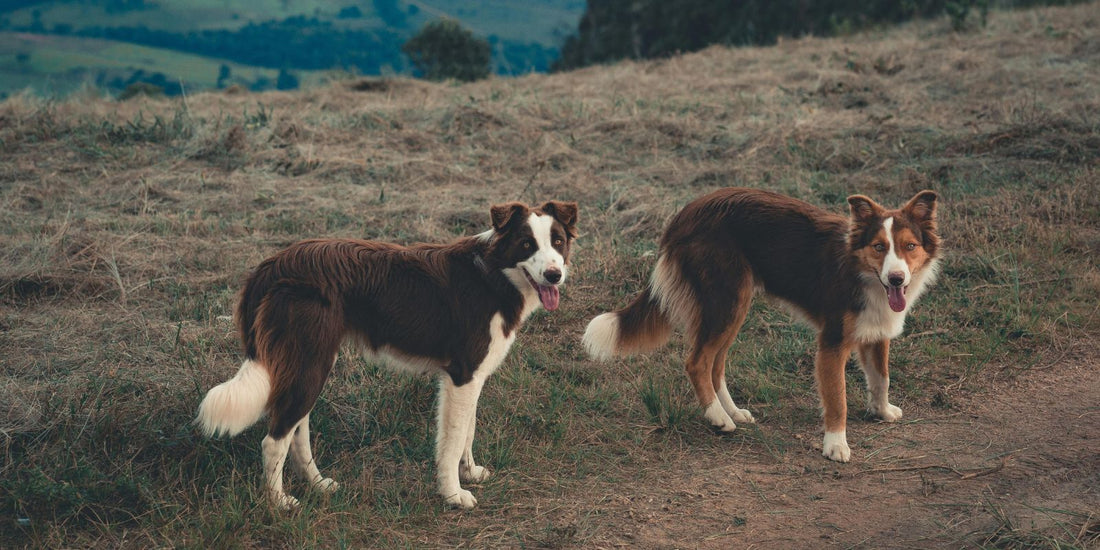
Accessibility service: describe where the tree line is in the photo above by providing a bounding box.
[76,16,410,75]
[553,0,1090,70]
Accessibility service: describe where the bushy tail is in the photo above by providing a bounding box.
[583,287,673,360]
[195,359,271,437]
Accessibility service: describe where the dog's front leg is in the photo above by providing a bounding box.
[858,340,902,422]
[815,341,854,462]
[436,374,485,509]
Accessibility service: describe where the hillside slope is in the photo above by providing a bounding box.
[1,3,1097,547]
[1,0,582,95]
[0,31,325,97]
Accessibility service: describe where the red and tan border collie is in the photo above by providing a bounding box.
[197,200,577,509]
[584,188,940,462]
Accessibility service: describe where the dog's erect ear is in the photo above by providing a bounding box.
[539,200,579,237]
[847,194,883,224]
[903,190,938,223]
[490,202,529,232]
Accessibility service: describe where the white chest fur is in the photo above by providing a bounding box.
[853,257,940,343]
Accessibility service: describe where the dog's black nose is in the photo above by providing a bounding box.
[544,268,562,284]
[888,271,905,287]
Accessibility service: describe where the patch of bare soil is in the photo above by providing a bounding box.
[573,349,1100,548]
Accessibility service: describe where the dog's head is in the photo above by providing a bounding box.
[848,190,941,313]
[485,200,578,311]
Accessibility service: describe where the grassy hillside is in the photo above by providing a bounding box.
[0,32,326,97]
[3,0,582,43]
[2,3,1098,548]
[1,1,581,95]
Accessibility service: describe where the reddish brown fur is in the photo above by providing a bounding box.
[589,187,940,447]
[609,287,675,354]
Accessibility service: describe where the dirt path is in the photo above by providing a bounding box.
[571,353,1100,548]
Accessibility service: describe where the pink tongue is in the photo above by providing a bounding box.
[887,286,906,312]
[537,285,560,311]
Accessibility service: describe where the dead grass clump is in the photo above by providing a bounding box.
[951,116,1100,163]
[811,75,891,110]
[346,78,394,92]
[0,382,44,435]
[0,232,121,304]
[440,104,507,137]
[189,123,250,170]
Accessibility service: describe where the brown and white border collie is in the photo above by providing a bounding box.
[196,200,577,509]
[583,188,940,462]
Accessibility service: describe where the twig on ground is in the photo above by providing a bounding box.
[904,328,950,339]
[852,457,1009,479]
[969,276,1077,291]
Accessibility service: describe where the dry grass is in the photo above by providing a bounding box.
[2,4,1099,548]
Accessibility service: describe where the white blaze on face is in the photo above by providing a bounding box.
[521,213,567,283]
[517,213,566,311]
[880,217,910,286]
[880,217,911,313]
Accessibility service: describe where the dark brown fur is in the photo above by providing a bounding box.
[240,201,577,438]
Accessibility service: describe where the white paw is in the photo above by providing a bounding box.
[461,465,491,484]
[269,492,301,510]
[313,477,340,493]
[873,403,903,422]
[443,488,478,509]
[731,408,755,424]
[704,401,738,432]
[822,431,851,463]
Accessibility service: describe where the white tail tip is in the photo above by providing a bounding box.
[583,312,620,361]
[196,360,271,438]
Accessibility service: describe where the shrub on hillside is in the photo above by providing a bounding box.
[402,19,491,82]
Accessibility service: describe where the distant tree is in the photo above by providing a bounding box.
[402,19,491,82]
[337,5,363,19]
[16,51,30,65]
[76,16,408,75]
[217,64,231,88]
[251,76,272,91]
[105,0,149,14]
[29,9,44,33]
[276,68,299,90]
[554,0,1089,71]
[373,0,407,28]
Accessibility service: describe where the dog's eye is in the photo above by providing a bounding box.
[873,243,887,253]
[522,240,533,250]
[905,243,918,251]
[553,238,563,246]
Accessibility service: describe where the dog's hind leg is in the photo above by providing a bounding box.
[683,256,749,432]
[687,340,738,432]
[289,413,339,493]
[256,284,343,508]
[262,434,298,509]
[288,356,341,493]
[712,278,755,425]
[264,347,339,508]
